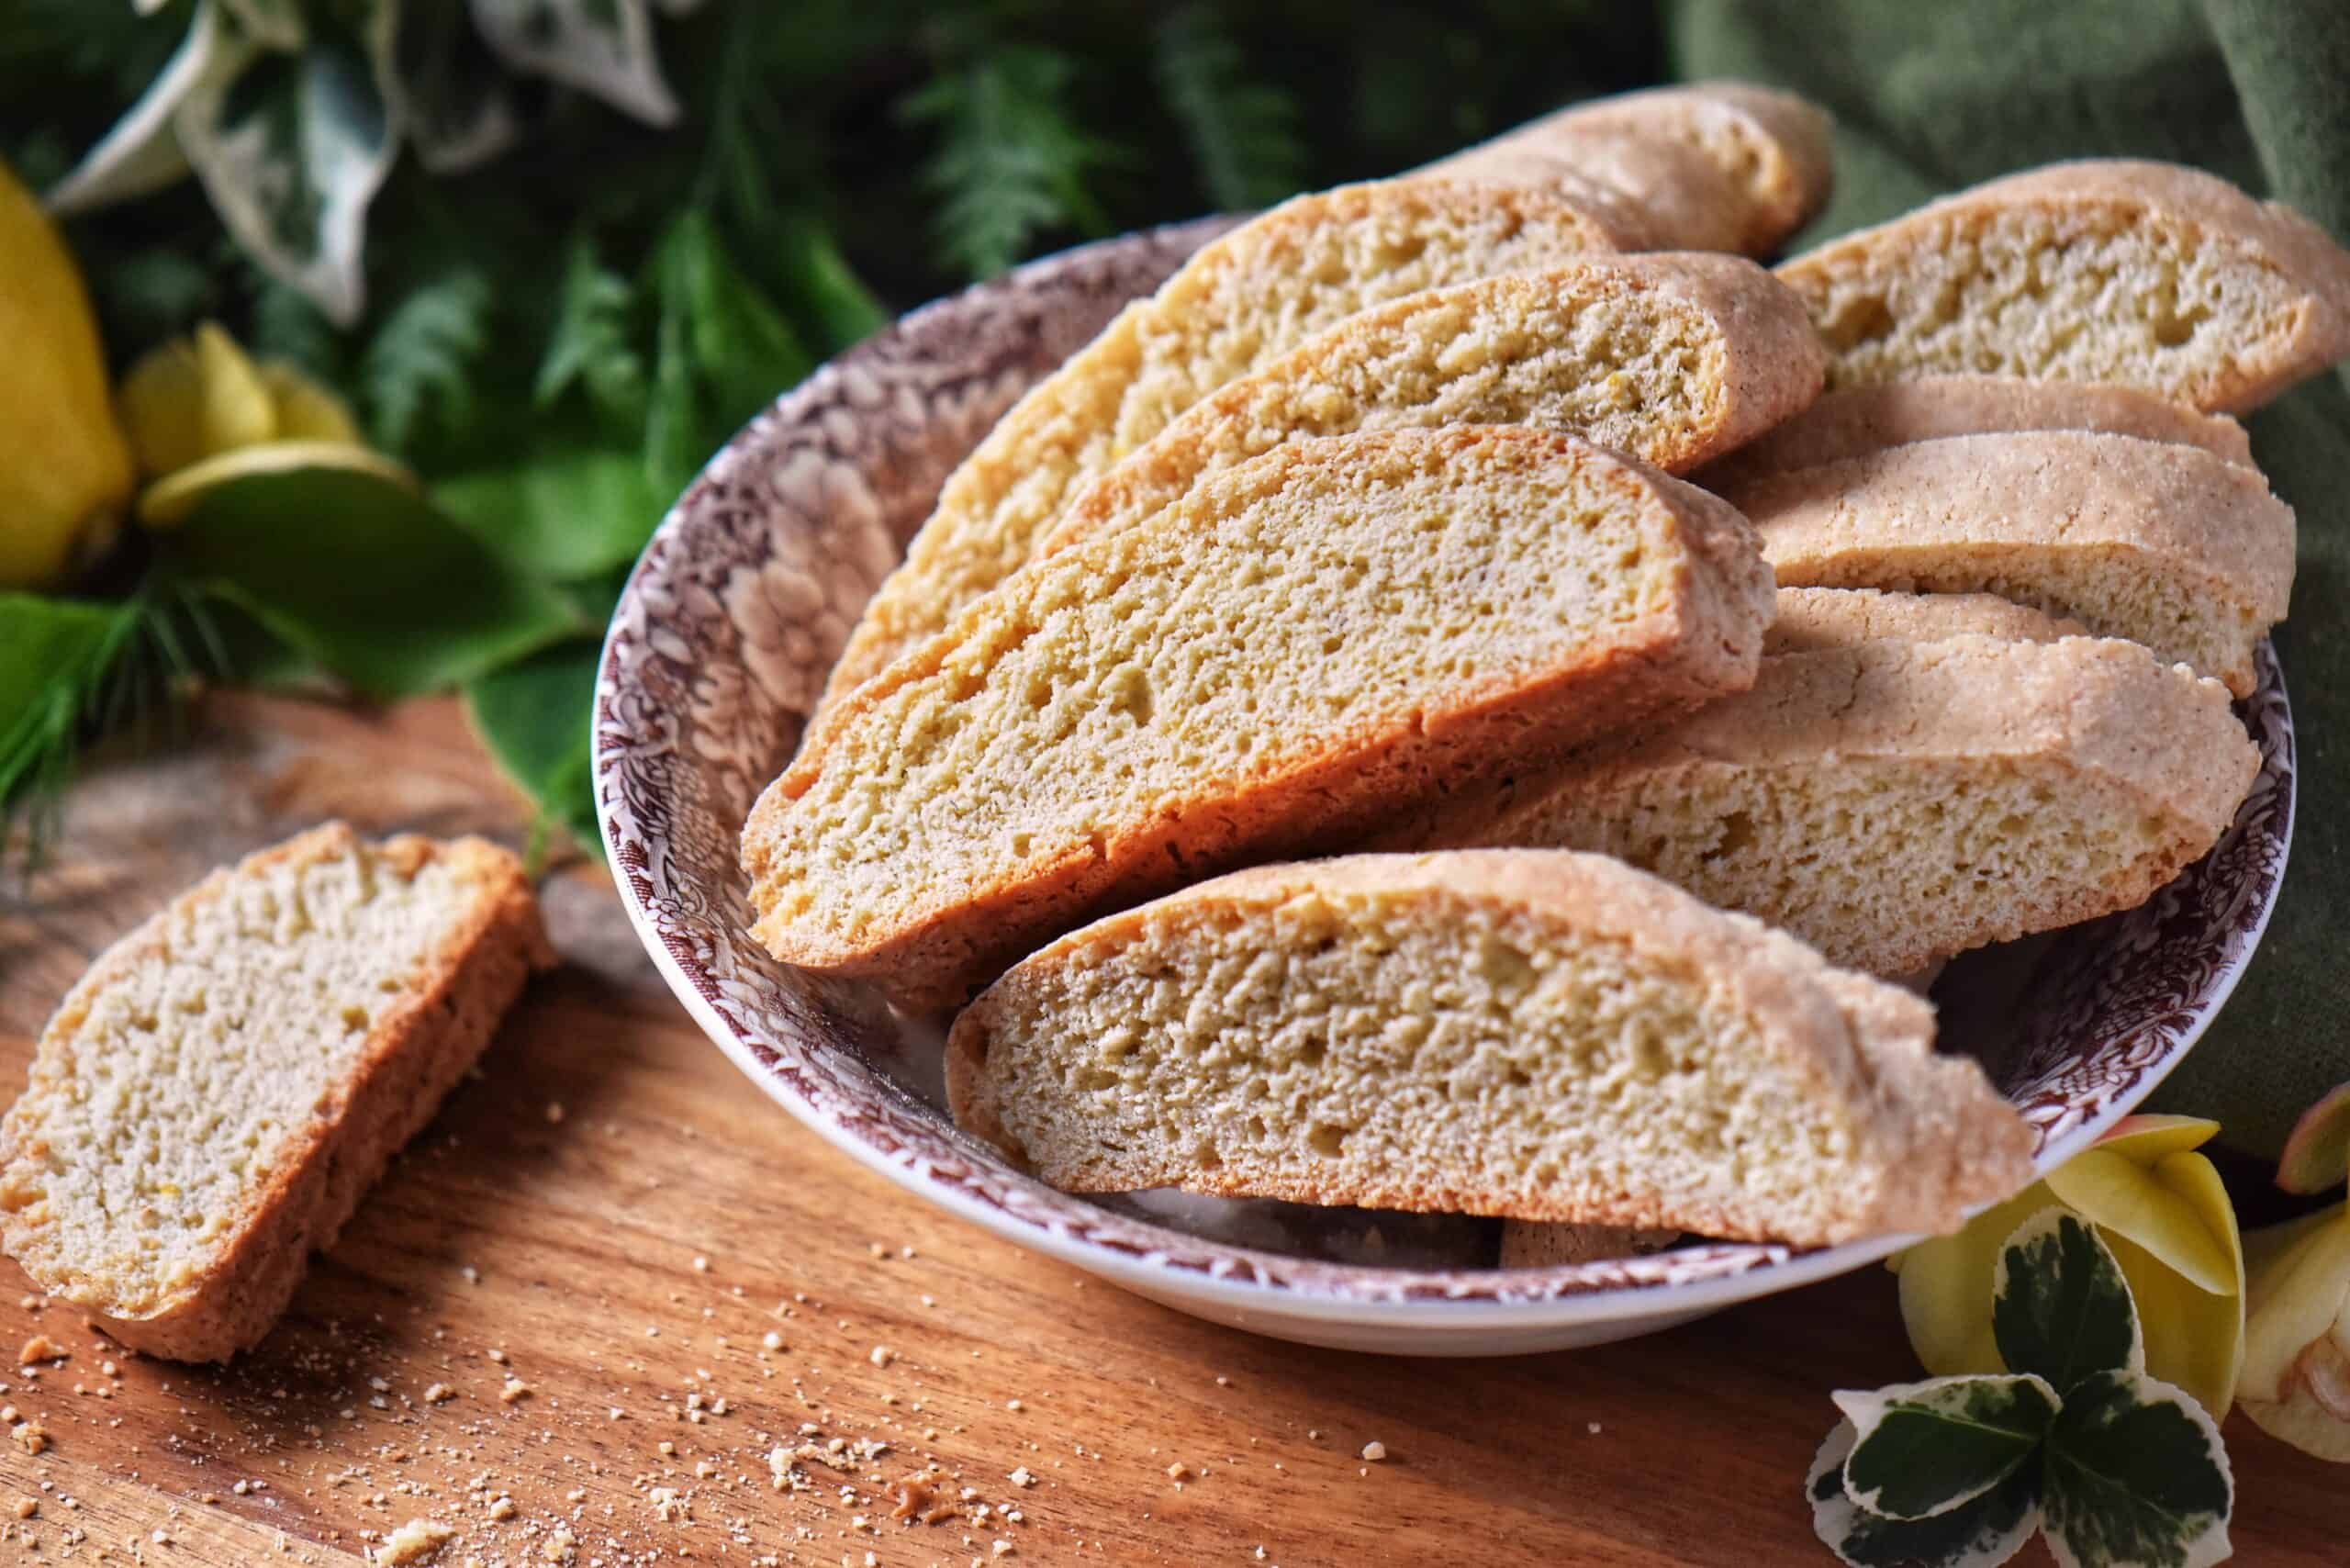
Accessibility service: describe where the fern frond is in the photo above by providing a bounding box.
[1153,6,1306,211]
[361,270,494,453]
[901,44,1119,280]
[535,237,648,428]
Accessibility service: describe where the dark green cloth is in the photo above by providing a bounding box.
[1673,0,2350,1159]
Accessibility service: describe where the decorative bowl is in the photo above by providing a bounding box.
[592,219,2297,1356]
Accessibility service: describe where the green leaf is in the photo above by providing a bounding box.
[363,269,493,452]
[470,0,681,126]
[0,594,122,805]
[386,0,517,173]
[671,210,810,433]
[1152,5,1305,210]
[46,0,254,216]
[900,43,1119,279]
[2277,1081,2350,1195]
[2042,1369,2232,1568]
[1995,1209,2145,1388]
[432,441,665,582]
[764,214,889,353]
[162,464,583,699]
[535,237,647,428]
[1808,1420,2042,1568]
[1835,1374,2060,1522]
[173,2,400,324]
[464,636,601,861]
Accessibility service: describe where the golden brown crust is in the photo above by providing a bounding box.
[0,824,553,1361]
[1702,375,2255,489]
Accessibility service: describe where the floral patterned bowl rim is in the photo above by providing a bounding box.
[592,218,2298,1334]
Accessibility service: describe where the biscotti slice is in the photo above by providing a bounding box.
[820,179,1633,703]
[1720,430,2294,696]
[1702,375,2254,489]
[943,850,2034,1247]
[1765,586,2078,655]
[0,824,553,1361]
[1430,635,2257,980]
[1034,253,1825,559]
[1777,161,2350,409]
[1427,82,1835,256]
[1431,126,1751,254]
[744,428,1774,1011]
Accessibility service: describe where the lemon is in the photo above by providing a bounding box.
[138,442,418,528]
[0,157,136,589]
[118,321,281,476]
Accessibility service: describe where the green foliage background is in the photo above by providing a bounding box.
[1,0,1662,854]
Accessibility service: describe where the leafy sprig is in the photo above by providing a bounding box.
[1152,5,1305,211]
[1811,1211,2233,1568]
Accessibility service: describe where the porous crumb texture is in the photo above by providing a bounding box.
[1722,430,2295,696]
[1446,635,2258,980]
[944,850,2034,1247]
[1699,375,2254,489]
[1426,82,1836,255]
[1036,253,1826,558]
[0,823,553,1361]
[1763,586,2076,655]
[1776,161,2350,411]
[744,428,1774,1010]
[820,177,1629,701]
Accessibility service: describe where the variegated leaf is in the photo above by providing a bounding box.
[175,3,404,325]
[1994,1209,2145,1389]
[387,0,520,173]
[2042,1369,2232,1568]
[1834,1374,2059,1521]
[469,0,680,126]
[1808,1421,2042,1568]
[48,2,258,216]
[218,0,307,50]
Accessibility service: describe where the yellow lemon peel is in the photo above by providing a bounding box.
[138,442,417,528]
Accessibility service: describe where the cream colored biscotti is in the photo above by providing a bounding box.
[1427,82,1835,255]
[744,429,1775,1011]
[1701,375,2254,488]
[1033,253,1826,559]
[1719,430,2294,696]
[0,824,554,1361]
[1428,636,2257,980]
[820,179,1633,703]
[944,850,2034,1247]
[1432,127,1751,254]
[1764,586,2078,655]
[1777,161,2350,410]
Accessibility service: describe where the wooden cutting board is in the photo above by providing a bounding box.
[0,694,2337,1567]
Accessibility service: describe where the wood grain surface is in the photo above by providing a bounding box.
[0,695,2338,1566]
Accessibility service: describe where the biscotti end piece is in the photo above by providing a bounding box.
[1427,82,1836,256]
[1450,635,2258,980]
[0,824,554,1361]
[1036,253,1828,560]
[1702,375,2255,489]
[1727,429,2295,696]
[819,177,1635,706]
[1764,586,2080,655]
[1777,160,2350,411]
[745,427,1774,1011]
[945,850,2034,1247]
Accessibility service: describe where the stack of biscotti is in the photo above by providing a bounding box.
[747,122,2350,1259]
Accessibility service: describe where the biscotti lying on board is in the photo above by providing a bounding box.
[0,824,552,1361]
[819,177,1633,702]
[1034,253,1825,558]
[1716,429,2295,696]
[1777,160,2350,409]
[744,428,1775,1010]
[944,850,2034,1248]
[1422,627,2257,980]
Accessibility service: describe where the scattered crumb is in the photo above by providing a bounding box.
[544,1101,565,1124]
[17,1336,62,1366]
[540,1529,576,1563]
[1008,1467,1035,1488]
[1166,1462,1190,1482]
[762,1331,784,1351]
[1360,1441,1387,1462]
[869,1346,895,1368]
[12,1423,47,1455]
[422,1383,453,1405]
[487,1496,517,1521]
[375,1518,455,1564]
[1005,1398,1023,1412]
[498,1379,532,1404]
[1587,1422,1603,1436]
[12,1499,34,1519]
[692,1256,711,1273]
